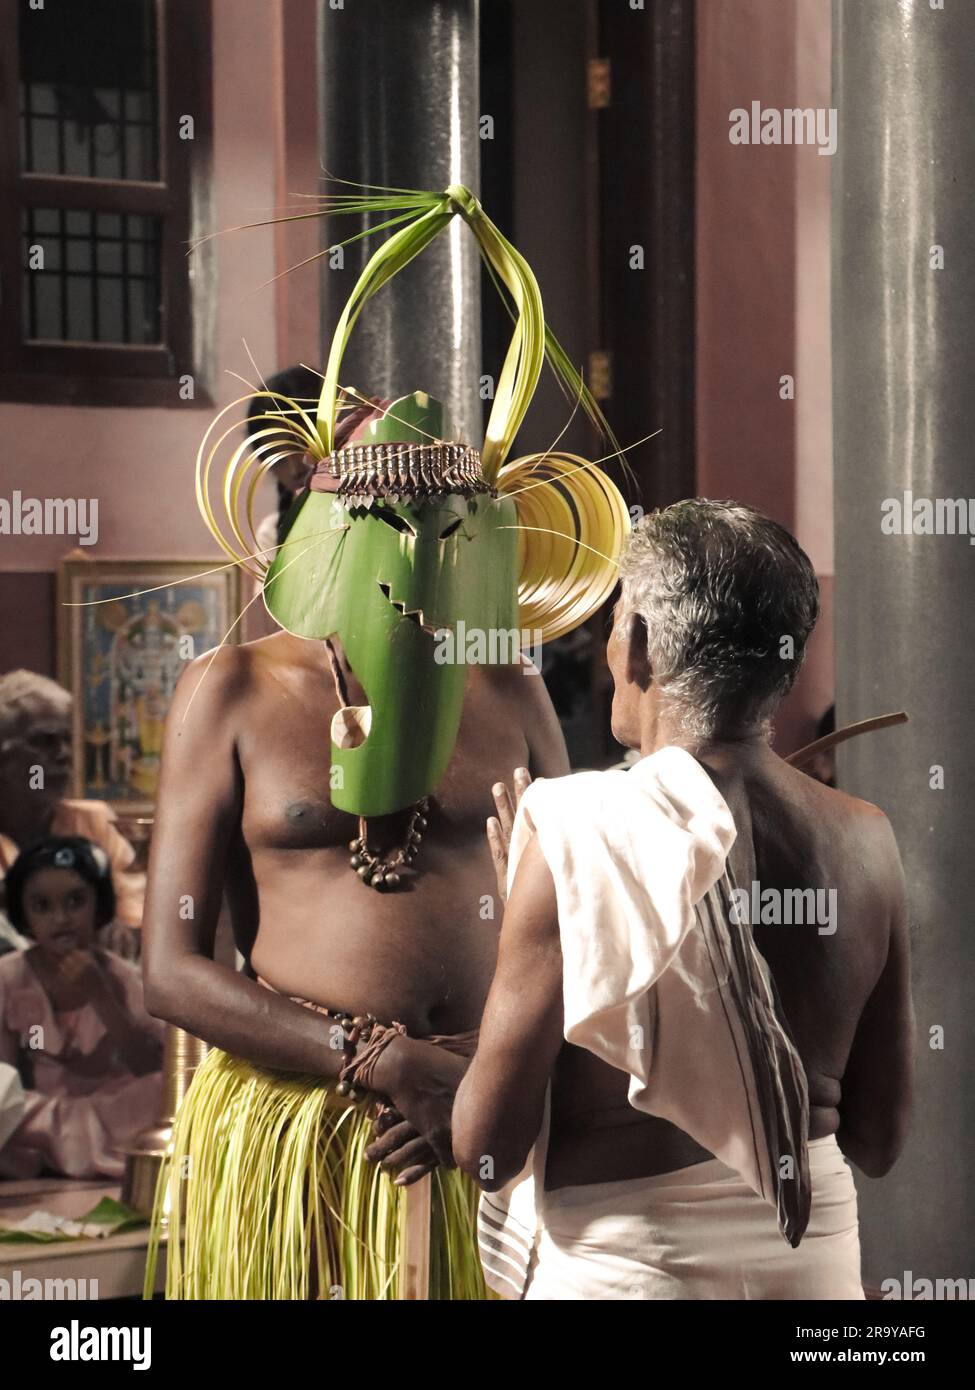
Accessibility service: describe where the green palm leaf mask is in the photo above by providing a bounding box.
[264,390,519,816]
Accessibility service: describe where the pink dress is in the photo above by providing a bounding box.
[0,949,164,1180]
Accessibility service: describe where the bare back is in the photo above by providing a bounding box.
[546,746,913,1187]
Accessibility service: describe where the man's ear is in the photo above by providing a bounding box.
[624,612,652,690]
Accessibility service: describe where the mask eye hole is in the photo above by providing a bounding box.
[439,518,463,540]
[375,509,417,538]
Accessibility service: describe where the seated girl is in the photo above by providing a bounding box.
[0,836,164,1180]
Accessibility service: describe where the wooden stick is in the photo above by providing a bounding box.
[786,710,909,769]
[399,1173,431,1299]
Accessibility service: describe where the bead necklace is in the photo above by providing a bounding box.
[348,797,429,890]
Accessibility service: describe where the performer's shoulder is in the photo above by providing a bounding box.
[479,654,565,719]
[170,638,265,714]
[477,651,545,693]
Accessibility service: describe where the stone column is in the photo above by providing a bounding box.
[833,0,975,1282]
[318,0,481,443]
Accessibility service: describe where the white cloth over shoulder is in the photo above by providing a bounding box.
[477,746,810,1300]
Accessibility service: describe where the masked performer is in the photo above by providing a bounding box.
[142,183,630,1299]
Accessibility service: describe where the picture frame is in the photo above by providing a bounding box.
[57,555,243,813]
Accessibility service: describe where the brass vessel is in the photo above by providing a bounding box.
[123,1026,209,1214]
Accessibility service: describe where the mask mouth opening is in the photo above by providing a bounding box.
[378,581,441,636]
[331,704,372,749]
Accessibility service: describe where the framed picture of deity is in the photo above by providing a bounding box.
[57,557,243,813]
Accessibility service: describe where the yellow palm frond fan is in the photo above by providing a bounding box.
[498,451,631,642]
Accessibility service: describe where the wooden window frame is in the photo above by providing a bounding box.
[0,0,214,407]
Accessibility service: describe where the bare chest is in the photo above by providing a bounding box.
[238,677,531,853]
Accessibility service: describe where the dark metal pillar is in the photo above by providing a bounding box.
[597,0,696,511]
[318,0,481,443]
[833,0,975,1281]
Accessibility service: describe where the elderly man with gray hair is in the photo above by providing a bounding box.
[454,500,914,1300]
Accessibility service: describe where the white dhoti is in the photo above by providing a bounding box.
[523,1136,863,1301]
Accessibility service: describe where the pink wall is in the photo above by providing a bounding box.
[0,0,321,672]
[696,0,834,754]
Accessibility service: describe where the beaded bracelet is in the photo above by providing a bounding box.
[284,993,407,1103]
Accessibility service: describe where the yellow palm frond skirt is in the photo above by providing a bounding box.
[143,1049,489,1300]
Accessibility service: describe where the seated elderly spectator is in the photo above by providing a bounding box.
[0,671,145,954]
[454,500,914,1301]
[0,836,163,1180]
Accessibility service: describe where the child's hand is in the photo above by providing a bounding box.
[57,949,110,999]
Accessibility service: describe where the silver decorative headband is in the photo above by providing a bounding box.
[311,442,490,506]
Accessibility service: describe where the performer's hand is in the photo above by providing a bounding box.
[486,766,533,905]
[363,1111,440,1186]
[368,1036,469,1183]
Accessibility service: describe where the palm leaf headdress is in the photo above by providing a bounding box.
[196,179,631,643]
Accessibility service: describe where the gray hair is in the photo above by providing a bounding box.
[0,670,72,744]
[617,500,820,739]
